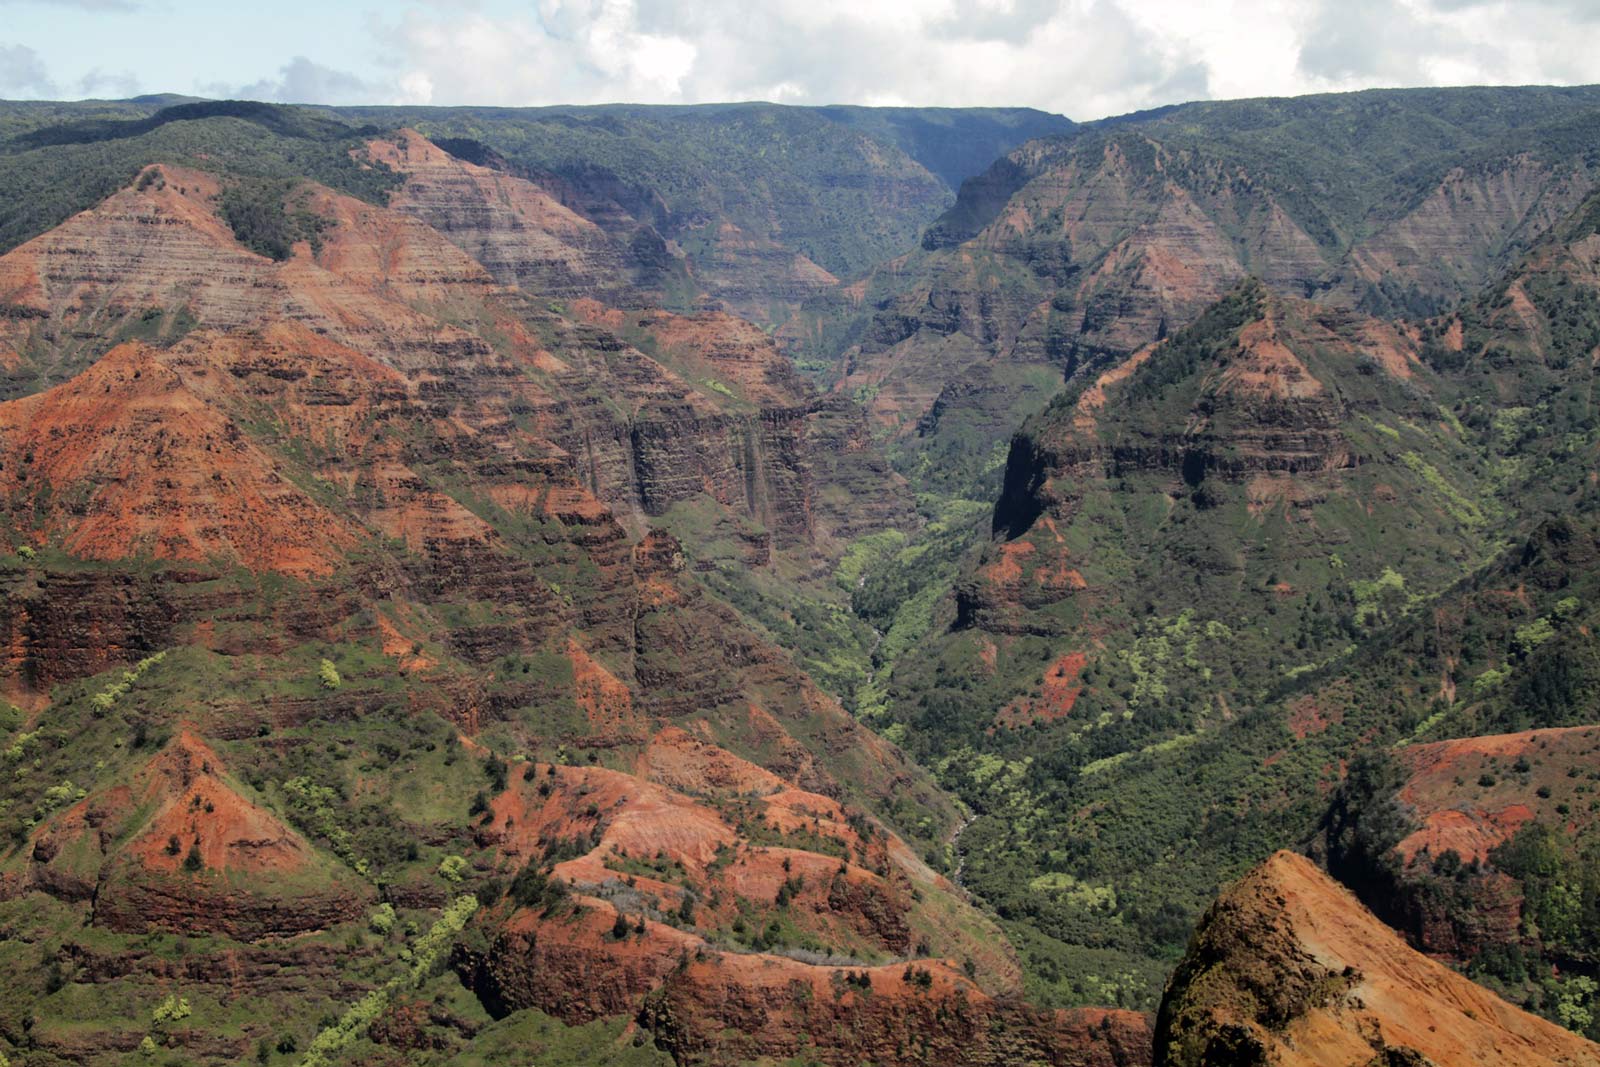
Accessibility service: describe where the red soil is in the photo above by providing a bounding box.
[996,651,1088,728]
[1166,851,1600,1067]
[125,732,310,874]
[0,342,361,576]
[1396,725,1600,862]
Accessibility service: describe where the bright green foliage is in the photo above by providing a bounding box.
[317,659,341,691]
[368,903,396,936]
[88,651,167,715]
[1553,976,1598,1033]
[151,994,191,1024]
[1351,568,1413,629]
[298,895,478,1067]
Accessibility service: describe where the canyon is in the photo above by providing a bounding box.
[0,88,1598,1067]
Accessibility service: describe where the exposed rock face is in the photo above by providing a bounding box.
[463,896,1151,1067]
[824,117,1596,483]
[834,135,1335,447]
[683,220,842,320]
[1155,851,1600,1067]
[0,153,910,673]
[637,956,1153,1067]
[963,283,1470,638]
[1337,726,1600,963]
[9,733,372,939]
[0,569,183,689]
[1330,156,1596,314]
[0,130,1136,1066]
[0,148,910,568]
[0,342,364,576]
[367,129,655,306]
[0,159,986,1066]
[1396,726,1600,866]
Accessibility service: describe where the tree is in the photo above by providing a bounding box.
[318,659,341,690]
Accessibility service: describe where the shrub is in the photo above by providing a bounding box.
[318,659,341,691]
[368,903,396,935]
[182,842,204,872]
[436,855,467,883]
[152,994,191,1023]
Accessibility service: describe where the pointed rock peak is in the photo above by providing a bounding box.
[1157,850,1600,1067]
[149,728,228,789]
[129,730,313,876]
[366,126,443,168]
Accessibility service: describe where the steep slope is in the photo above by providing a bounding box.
[0,152,912,565]
[1396,726,1600,869]
[366,128,670,308]
[1416,182,1600,521]
[0,98,1071,346]
[861,279,1502,1010]
[0,100,402,272]
[1155,850,1600,1067]
[340,102,1072,279]
[7,731,372,939]
[0,341,362,576]
[451,741,1153,1066]
[939,280,1481,713]
[0,149,1049,1067]
[817,87,1600,494]
[329,102,1073,333]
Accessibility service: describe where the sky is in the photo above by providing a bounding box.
[1,0,1598,121]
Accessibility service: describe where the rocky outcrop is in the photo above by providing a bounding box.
[824,103,1600,490]
[0,159,914,704]
[963,284,1466,637]
[1330,155,1596,315]
[1155,851,1600,1067]
[1343,726,1600,963]
[462,903,1152,1067]
[367,129,654,306]
[638,956,1152,1067]
[11,733,373,940]
[0,342,364,577]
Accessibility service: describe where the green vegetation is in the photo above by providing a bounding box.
[8,82,1600,1059]
[316,658,342,691]
[299,895,479,1067]
[0,100,400,256]
[339,102,1069,279]
[220,178,333,261]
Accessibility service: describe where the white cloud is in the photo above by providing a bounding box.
[0,0,140,9]
[363,0,1214,117]
[0,43,57,97]
[1329,0,1598,92]
[77,66,141,98]
[45,0,1599,117]
[230,57,386,105]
